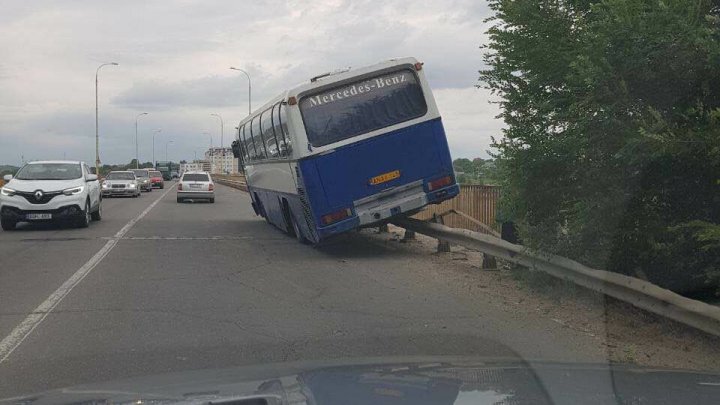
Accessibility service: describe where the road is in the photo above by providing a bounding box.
[0,183,609,397]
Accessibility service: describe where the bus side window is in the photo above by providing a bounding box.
[260,109,279,159]
[251,116,267,160]
[272,103,287,158]
[278,103,292,156]
[241,124,255,162]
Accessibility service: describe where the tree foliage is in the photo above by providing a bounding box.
[481,0,720,293]
[453,158,500,185]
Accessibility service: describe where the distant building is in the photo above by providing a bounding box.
[204,147,238,174]
[180,160,210,174]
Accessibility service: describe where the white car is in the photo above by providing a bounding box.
[0,161,102,230]
[177,171,215,203]
[101,171,141,198]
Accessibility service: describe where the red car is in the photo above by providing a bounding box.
[149,170,165,189]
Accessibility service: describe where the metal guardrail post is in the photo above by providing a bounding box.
[433,213,451,253]
[402,229,416,241]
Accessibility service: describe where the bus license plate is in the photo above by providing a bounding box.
[369,170,400,185]
[26,213,52,220]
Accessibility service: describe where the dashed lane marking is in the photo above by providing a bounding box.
[0,185,175,364]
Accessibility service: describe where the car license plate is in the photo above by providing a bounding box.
[26,213,51,220]
[190,184,201,188]
[369,170,400,185]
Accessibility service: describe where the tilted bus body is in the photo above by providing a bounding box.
[232,58,459,243]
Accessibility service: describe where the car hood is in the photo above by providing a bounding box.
[2,357,718,405]
[3,178,84,193]
[103,180,137,185]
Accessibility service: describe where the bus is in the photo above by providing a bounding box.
[231,57,459,244]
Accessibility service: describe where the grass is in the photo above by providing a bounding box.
[509,263,584,302]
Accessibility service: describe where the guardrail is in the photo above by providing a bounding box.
[213,174,247,191]
[392,216,720,337]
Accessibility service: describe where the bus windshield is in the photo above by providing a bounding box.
[299,68,428,147]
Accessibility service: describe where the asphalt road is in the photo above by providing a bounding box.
[0,184,608,397]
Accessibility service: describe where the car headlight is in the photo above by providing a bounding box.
[102,183,109,189]
[142,179,149,184]
[0,187,16,197]
[62,186,84,196]
[129,183,137,188]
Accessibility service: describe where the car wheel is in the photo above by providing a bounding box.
[77,201,91,228]
[91,201,102,221]
[1,218,16,231]
[177,197,183,203]
[210,198,215,204]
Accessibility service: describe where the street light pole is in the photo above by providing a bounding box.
[165,140,174,161]
[210,113,224,148]
[95,62,118,175]
[152,129,162,167]
[135,112,148,168]
[229,67,252,116]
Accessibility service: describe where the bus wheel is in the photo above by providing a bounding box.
[289,211,308,244]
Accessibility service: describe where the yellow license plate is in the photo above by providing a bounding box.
[369,170,400,185]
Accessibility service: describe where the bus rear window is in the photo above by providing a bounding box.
[182,174,209,182]
[299,69,428,147]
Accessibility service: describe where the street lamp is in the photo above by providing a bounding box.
[165,140,174,161]
[135,112,148,168]
[95,62,119,174]
[229,67,252,116]
[210,113,224,148]
[152,129,162,166]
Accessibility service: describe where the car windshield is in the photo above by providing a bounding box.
[182,173,209,182]
[2,1,719,402]
[14,163,82,180]
[106,172,135,180]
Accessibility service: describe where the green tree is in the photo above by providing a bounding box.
[453,158,474,174]
[481,0,720,293]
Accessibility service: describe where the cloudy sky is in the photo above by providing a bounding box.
[0,0,501,166]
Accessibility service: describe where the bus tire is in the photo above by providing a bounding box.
[281,199,294,235]
[289,211,308,244]
[254,193,270,224]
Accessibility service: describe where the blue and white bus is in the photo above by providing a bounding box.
[232,57,459,243]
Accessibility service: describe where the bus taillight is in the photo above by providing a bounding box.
[428,176,453,191]
[321,208,353,226]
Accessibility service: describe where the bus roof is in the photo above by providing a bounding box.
[238,57,420,127]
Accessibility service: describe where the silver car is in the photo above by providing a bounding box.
[101,171,141,198]
[177,171,214,203]
[129,169,153,192]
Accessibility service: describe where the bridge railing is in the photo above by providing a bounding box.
[212,174,247,191]
[413,185,501,235]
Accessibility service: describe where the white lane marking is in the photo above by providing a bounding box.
[0,186,175,364]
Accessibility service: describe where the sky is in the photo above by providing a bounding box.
[0,0,502,166]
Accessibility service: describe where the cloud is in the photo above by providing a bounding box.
[0,0,499,165]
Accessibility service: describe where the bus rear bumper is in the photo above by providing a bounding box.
[356,192,428,226]
[426,183,460,204]
[314,183,459,240]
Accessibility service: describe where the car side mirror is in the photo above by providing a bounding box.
[86,174,98,182]
[3,174,12,182]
